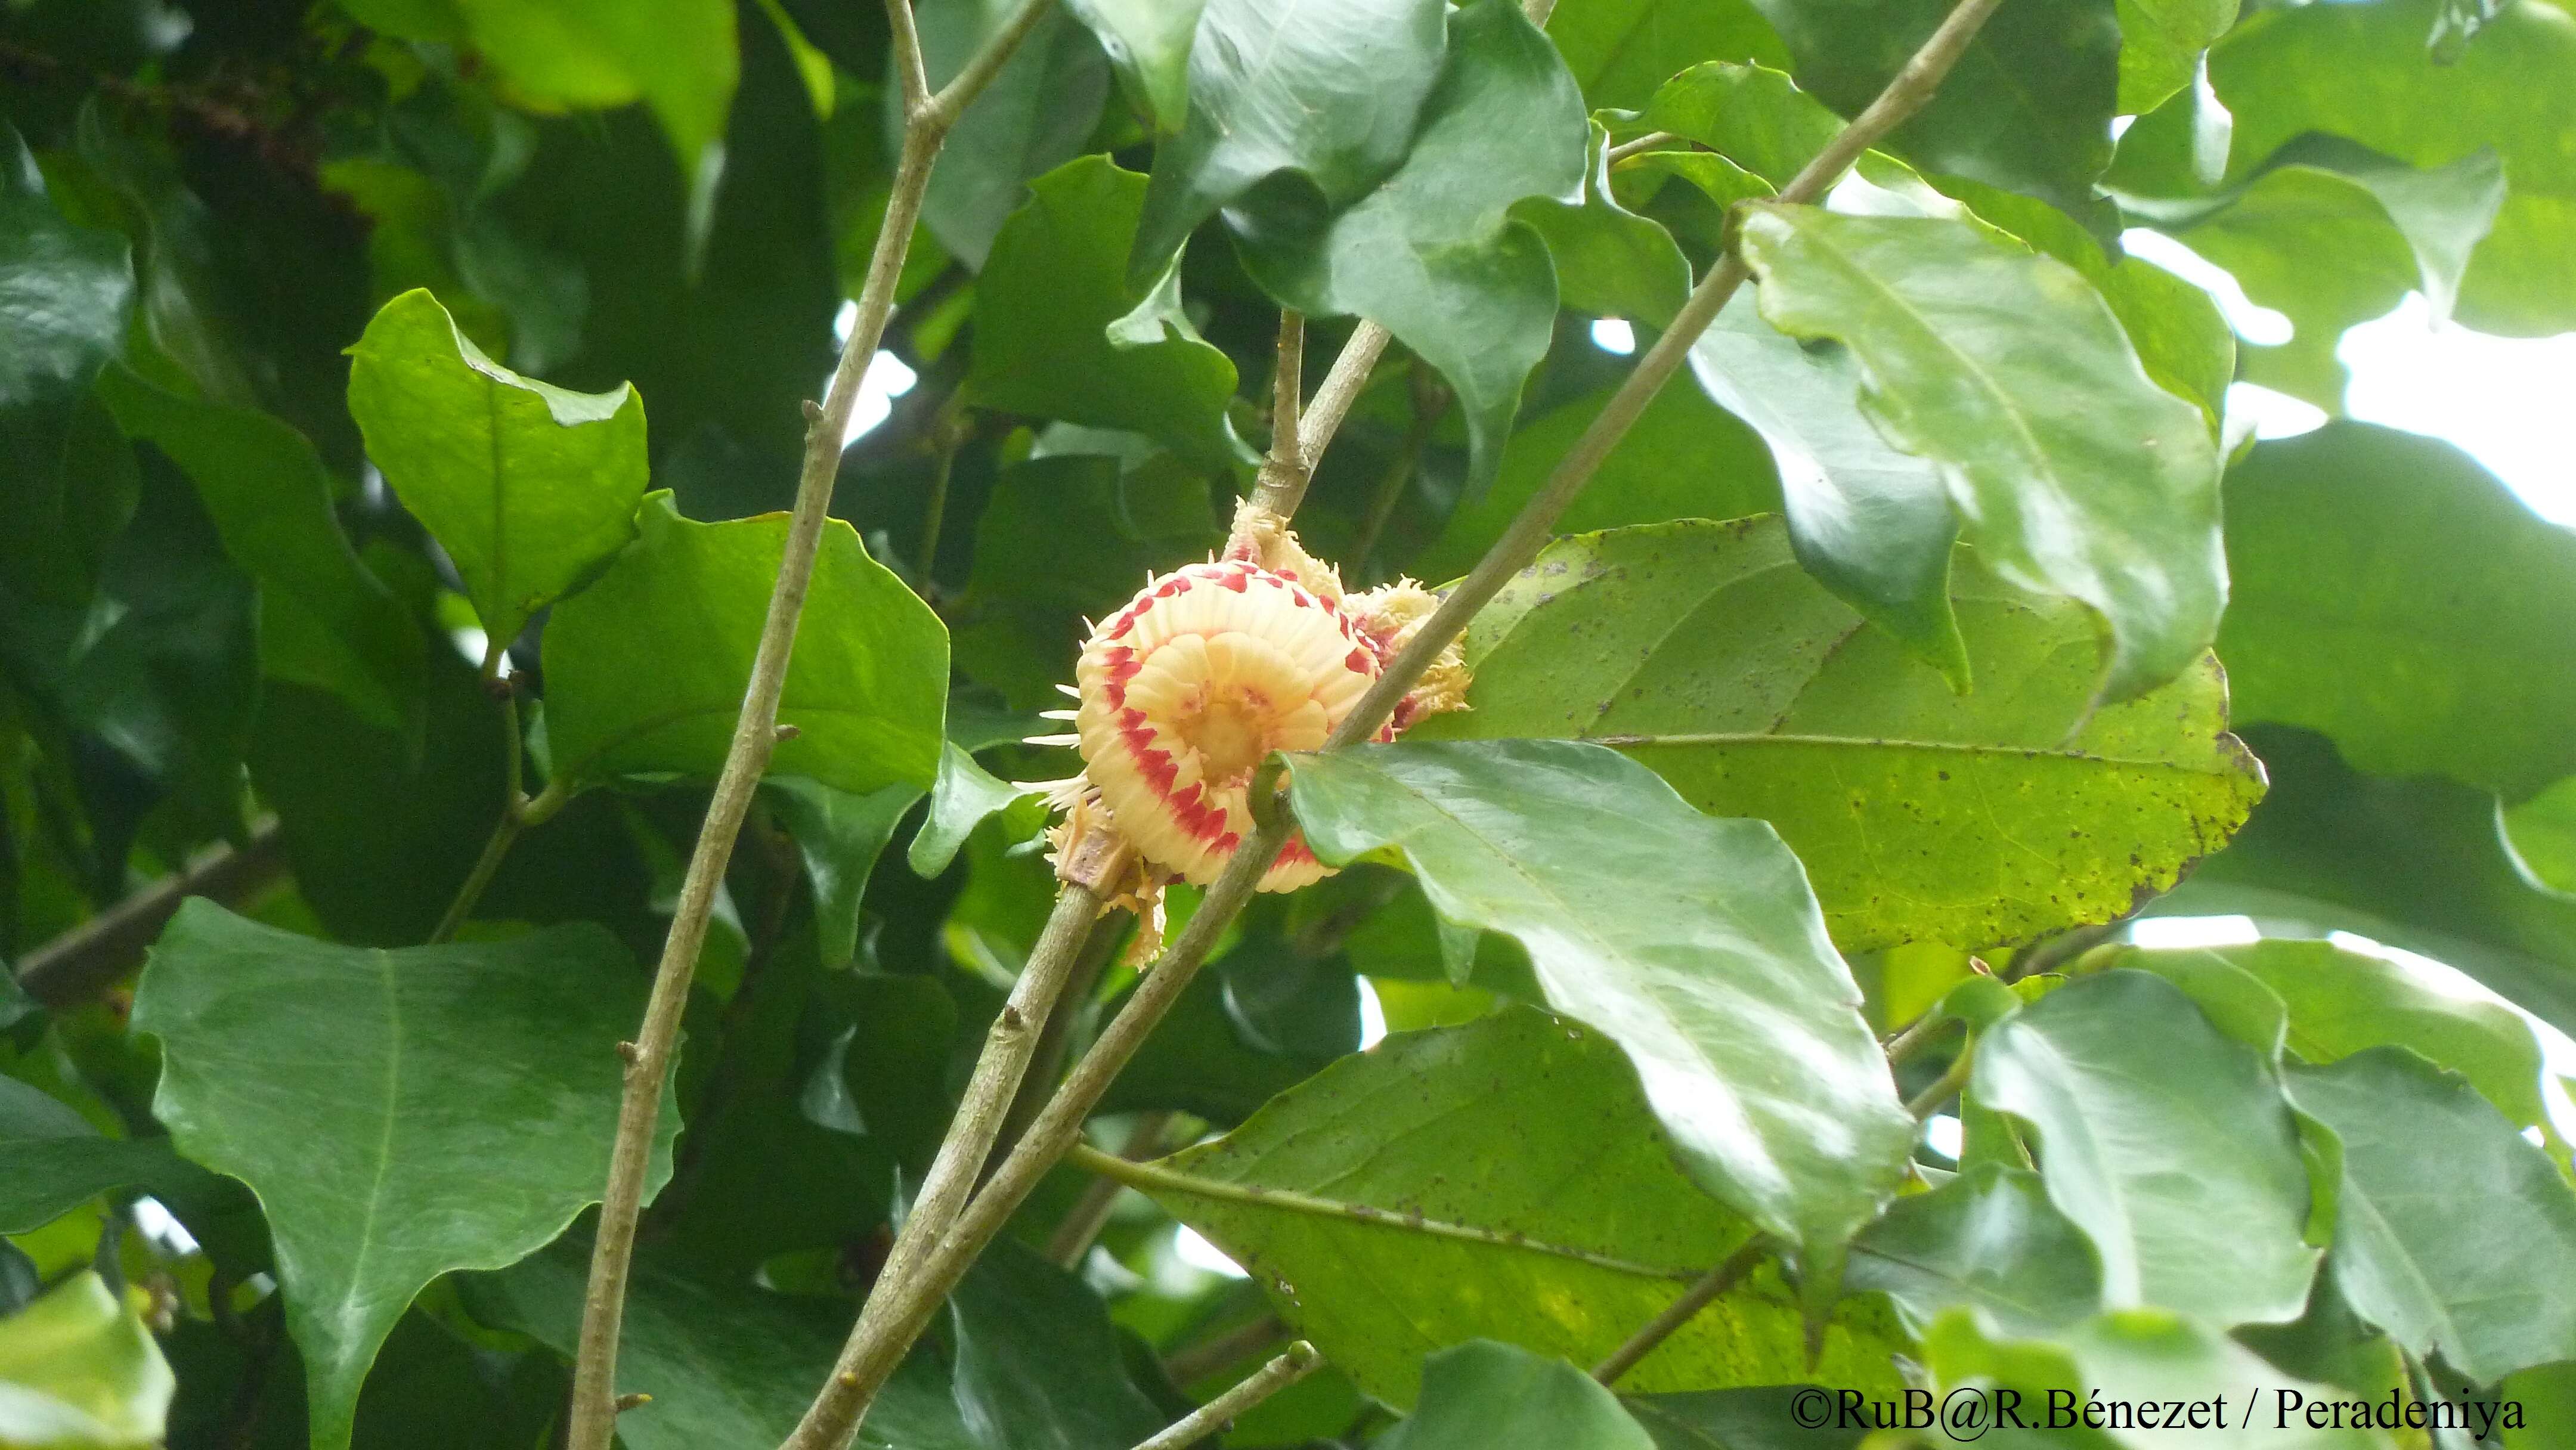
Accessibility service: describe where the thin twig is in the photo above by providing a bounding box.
[1270,310,1305,473]
[1605,129,1683,166]
[1046,1110,1178,1267]
[775,2,2007,1440]
[1160,1312,1289,1387]
[1590,1240,1767,1385]
[1135,1343,1320,1450]
[560,5,1060,1444]
[1881,1008,1956,1068]
[995,921,1127,1170]
[914,410,965,591]
[11,821,284,1009]
[1348,364,1447,573]
[1906,1049,1976,1121]
[1249,323,1390,518]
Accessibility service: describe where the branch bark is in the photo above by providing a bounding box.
[1589,1240,1769,1385]
[11,821,285,1009]
[1135,1343,1320,1450]
[559,5,1061,1445]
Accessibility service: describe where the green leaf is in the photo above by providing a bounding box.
[345,287,648,647]
[947,1240,1169,1449]
[2286,1048,2576,1386]
[1233,0,1587,491]
[0,1077,202,1237]
[2116,0,2237,115]
[450,0,739,214]
[2100,939,2561,1147]
[1637,61,1843,190]
[968,157,1243,464]
[2219,424,2576,803]
[1376,1341,1654,1450]
[766,776,921,967]
[132,901,679,1450]
[1688,291,1964,687]
[1284,741,1914,1279]
[1971,971,2320,1327]
[0,135,134,608]
[544,492,948,798]
[92,366,425,736]
[1408,383,1778,586]
[1102,909,1360,1124]
[2506,776,2576,897]
[1736,206,2225,703]
[1847,1163,2104,1339]
[906,741,1039,878]
[1925,1306,2386,1449]
[1620,1387,1868,1449]
[0,1272,174,1450]
[1117,1009,1905,1406]
[1516,122,1692,328]
[462,1244,976,1450]
[1414,519,2264,953]
[908,0,1112,270]
[1549,0,1790,110]
[1131,0,1449,274]
[1744,0,2119,222]
[1064,0,1208,131]
[2160,726,2576,1041]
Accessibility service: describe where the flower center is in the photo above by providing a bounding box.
[1181,683,1277,783]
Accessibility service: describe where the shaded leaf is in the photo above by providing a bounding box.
[2287,1048,2576,1386]
[1971,971,2319,1327]
[1233,0,1587,491]
[345,287,648,646]
[1064,0,1208,131]
[1120,1009,1905,1406]
[1516,122,1691,329]
[1848,1163,2103,1339]
[544,492,948,798]
[1549,0,1789,110]
[0,1272,173,1450]
[1376,1341,1654,1450]
[906,742,1039,878]
[1621,1387,1868,1449]
[1736,206,2224,703]
[1103,909,1360,1124]
[968,157,1242,463]
[1415,519,2263,953]
[766,776,921,967]
[0,1077,202,1237]
[133,902,677,1450]
[907,0,1112,270]
[948,1240,1168,1449]
[1285,741,1914,1281]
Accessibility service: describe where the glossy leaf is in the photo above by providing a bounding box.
[2116,0,2237,115]
[132,901,677,1450]
[1376,1341,1654,1450]
[1233,0,1587,490]
[1637,61,1842,190]
[1688,290,1963,687]
[1131,0,1448,274]
[968,157,1242,463]
[1122,1009,1906,1406]
[450,0,738,201]
[1972,971,2320,1327]
[1549,0,1789,109]
[2506,776,2576,898]
[1284,741,1914,1279]
[2100,938,2560,1147]
[1736,206,2225,703]
[1064,0,1207,131]
[906,741,1039,878]
[1414,519,2264,953]
[0,1272,174,1450]
[2287,1048,2576,1386]
[909,0,1112,270]
[1517,122,1690,329]
[345,287,647,646]
[1848,1163,2103,1339]
[2219,424,2576,803]
[544,492,948,797]
[1744,0,2118,222]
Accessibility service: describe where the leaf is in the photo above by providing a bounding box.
[1743,0,2119,223]
[132,901,679,1450]
[2116,0,2237,116]
[451,0,739,217]
[1119,1009,1906,1406]
[1516,122,1692,329]
[906,742,1039,878]
[1408,383,1778,587]
[1414,519,2264,953]
[1064,0,1208,131]
[1284,741,1914,1282]
[1637,61,1843,190]
[1688,290,1963,687]
[1232,0,1587,491]
[1925,1306,2386,1449]
[907,0,1112,270]
[1376,1341,1655,1450]
[1847,1163,2104,1339]
[1736,206,2225,703]
[947,1240,1169,1449]
[1971,971,2320,1327]
[461,1244,976,1450]
[2506,776,2576,898]
[1131,0,1449,272]
[2100,938,2561,1147]
[2218,424,2576,803]
[2286,1048,2576,1386]
[544,492,948,798]
[1548,0,1790,110]
[0,1272,174,1450]
[1620,1387,1868,1449]
[1103,906,1360,1124]
[968,157,1243,463]
[0,135,134,608]
[0,1077,203,1237]
[92,366,425,736]
[766,776,921,966]
[345,287,648,646]
[2158,726,2576,1041]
